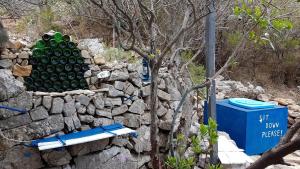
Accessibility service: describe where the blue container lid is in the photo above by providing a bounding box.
[228,98,276,109]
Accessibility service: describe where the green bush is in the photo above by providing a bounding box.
[166,118,221,169]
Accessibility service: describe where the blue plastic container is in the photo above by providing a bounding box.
[204,98,288,155]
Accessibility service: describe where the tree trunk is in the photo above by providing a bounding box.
[247,137,300,169]
[150,64,161,169]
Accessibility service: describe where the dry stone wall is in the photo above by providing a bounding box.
[0,38,184,169]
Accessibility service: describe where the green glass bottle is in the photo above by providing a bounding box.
[63,35,70,42]
[67,72,76,80]
[46,65,55,73]
[62,81,70,89]
[28,84,37,91]
[50,74,58,81]
[34,79,43,87]
[79,79,88,88]
[63,49,71,57]
[51,56,59,64]
[49,39,58,48]
[48,88,56,92]
[53,48,62,57]
[68,56,76,64]
[36,64,45,72]
[41,55,50,64]
[76,56,84,64]
[58,41,67,49]
[44,47,52,56]
[59,72,68,81]
[44,80,52,89]
[32,48,43,58]
[76,72,84,79]
[59,57,68,64]
[56,64,64,72]
[24,77,34,85]
[29,57,39,65]
[70,80,79,89]
[53,81,62,91]
[72,49,80,57]
[67,42,76,49]
[54,32,63,43]
[40,72,49,80]
[42,33,52,42]
[31,70,40,79]
[65,64,73,72]
[73,64,81,72]
[38,87,47,92]
[35,39,46,49]
[81,64,89,72]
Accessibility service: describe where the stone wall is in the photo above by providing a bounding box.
[0,38,185,169]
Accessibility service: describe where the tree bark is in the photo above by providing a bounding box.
[247,137,300,169]
[150,63,161,169]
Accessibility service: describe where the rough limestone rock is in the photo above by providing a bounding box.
[77,38,104,56]
[0,59,13,68]
[93,97,105,109]
[123,113,140,128]
[157,104,168,117]
[18,51,29,59]
[0,145,44,169]
[68,138,109,156]
[94,56,106,65]
[0,113,31,130]
[12,64,32,77]
[87,104,96,115]
[0,69,25,101]
[42,149,72,166]
[123,82,135,95]
[43,96,52,110]
[112,105,128,116]
[108,85,125,97]
[128,99,145,114]
[76,94,91,106]
[65,116,75,131]
[133,125,151,153]
[32,96,42,108]
[104,97,122,107]
[157,89,171,101]
[78,115,94,123]
[81,50,91,58]
[96,109,112,118]
[30,106,49,121]
[114,81,125,90]
[76,104,87,114]
[28,114,65,138]
[109,70,129,81]
[74,146,144,169]
[93,118,114,126]
[0,91,32,119]
[51,97,64,114]
[63,100,76,117]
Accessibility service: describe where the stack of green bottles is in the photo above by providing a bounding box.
[25,32,89,92]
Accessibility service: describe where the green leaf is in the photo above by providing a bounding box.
[249,31,256,40]
[258,18,268,29]
[254,6,262,17]
[233,6,242,16]
[199,124,208,136]
[272,19,293,30]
